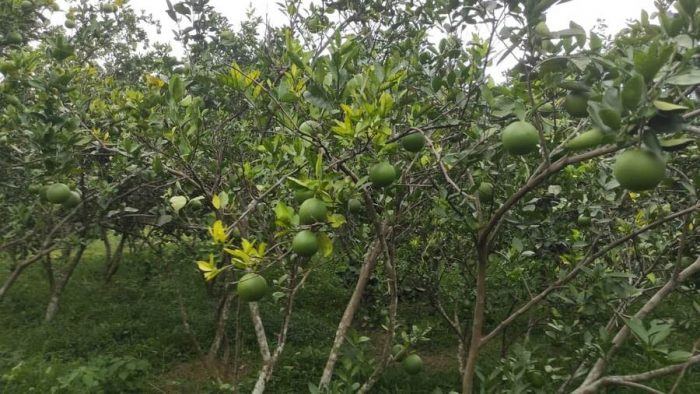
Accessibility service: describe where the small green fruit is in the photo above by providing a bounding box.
[220,30,235,41]
[577,214,591,226]
[369,162,397,188]
[402,354,423,375]
[237,273,268,302]
[612,150,666,192]
[46,183,71,204]
[64,19,76,29]
[400,133,426,152]
[565,128,605,151]
[101,3,116,12]
[38,185,49,202]
[478,182,494,202]
[6,31,23,45]
[62,191,81,208]
[299,120,322,134]
[392,344,406,361]
[501,121,539,155]
[299,198,327,225]
[347,198,363,214]
[294,189,315,204]
[537,102,555,114]
[563,94,588,118]
[534,21,550,37]
[292,230,319,257]
[21,1,33,12]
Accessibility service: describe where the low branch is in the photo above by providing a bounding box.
[480,202,700,346]
[479,144,622,247]
[575,255,700,393]
[580,354,700,393]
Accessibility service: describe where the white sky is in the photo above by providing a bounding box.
[55,0,658,77]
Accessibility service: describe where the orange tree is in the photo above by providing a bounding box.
[1,0,699,392]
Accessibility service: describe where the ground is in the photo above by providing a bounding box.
[0,241,698,393]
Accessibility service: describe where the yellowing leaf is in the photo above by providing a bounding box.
[145,74,165,89]
[328,213,347,229]
[241,238,253,254]
[224,248,251,265]
[196,254,222,281]
[318,233,333,257]
[257,242,267,256]
[212,194,221,210]
[209,220,227,243]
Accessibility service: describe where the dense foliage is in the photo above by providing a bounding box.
[1,0,700,392]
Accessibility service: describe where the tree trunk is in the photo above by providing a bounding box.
[45,244,86,322]
[358,234,398,394]
[104,233,127,282]
[250,264,307,394]
[208,285,235,361]
[0,248,54,302]
[462,250,488,393]
[319,237,384,388]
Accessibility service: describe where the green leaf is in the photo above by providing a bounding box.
[659,138,695,151]
[219,191,229,209]
[315,153,323,179]
[667,350,692,363]
[626,317,649,344]
[287,177,310,189]
[274,201,294,227]
[303,81,333,110]
[169,75,184,101]
[169,196,187,212]
[642,130,663,156]
[666,69,700,86]
[653,100,688,112]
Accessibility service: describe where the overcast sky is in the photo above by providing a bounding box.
[56,0,658,77]
[124,0,657,44]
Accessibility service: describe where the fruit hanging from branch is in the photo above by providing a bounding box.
[612,149,666,192]
[501,121,539,155]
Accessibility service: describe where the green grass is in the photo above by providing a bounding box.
[1,244,698,393]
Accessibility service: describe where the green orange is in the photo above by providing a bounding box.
[369,162,397,188]
[299,198,327,225]
[501,121,539,155]
[292,230,319,257]
[612,150,665,191]
[237,273,268,302]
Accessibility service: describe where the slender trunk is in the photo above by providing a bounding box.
[208,285,235,360]
[462,250,488,393]
[102,227,112,270]
[0,263,30,302]
[45,244,86,322]
[249,302,271,362]
[0,248,54,302]
[250,266,308,394]
[42,255,55,292]
[358,235,398,394]
[231,297,242,393]
[105,233,127,282]
[319,237,384,388]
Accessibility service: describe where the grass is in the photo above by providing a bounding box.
[1,243,698,393]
